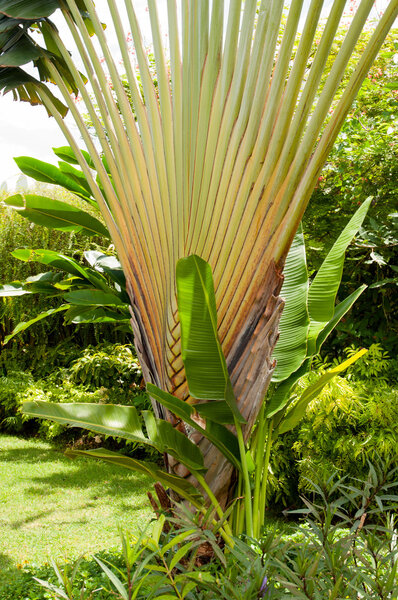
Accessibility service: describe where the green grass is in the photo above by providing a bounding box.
[0,434,152,585]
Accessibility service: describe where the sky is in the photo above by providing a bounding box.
[0,0,391,190]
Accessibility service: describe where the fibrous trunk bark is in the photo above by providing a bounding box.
[128,259,285,508]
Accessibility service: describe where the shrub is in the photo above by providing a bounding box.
[69,343,142,391]
[268,353,398,508]
[0,184,131,352]
[5,463,397,599]
[0,342,149,442]
[0,370,109,438]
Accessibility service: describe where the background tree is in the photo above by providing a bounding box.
[305,28,398,354]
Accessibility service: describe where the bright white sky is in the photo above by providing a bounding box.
[0,0,391,189]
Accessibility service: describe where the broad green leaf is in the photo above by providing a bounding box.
[194,401,235,424]
[0,36,41,67]
[22,400,204,476]
[63,289,127,306]
[3,305,69,344]
[52,145,95,168]
[142,411,206,473]
[0,0,60,19]
[84,251,128,297]
[4,193,109,237]
[65,448,204,507]
[25,271,64,294]
[12,248,109,291]
[147,384,241,471]
[57,161,93,197]
[265,358,311,419]
[176,255,244,423]
[267,287,366,421]
[14,156,92,200]
[272,224,310,382]
[278,349,367,434]
[0,19,26,34]
[307,199,371,355]
[22,401,149,444]
[0,282,30,296]
[315,285,367,353]
[63,305,129,325]
[0,67,68,116]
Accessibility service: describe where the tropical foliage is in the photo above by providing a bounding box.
[305,27,398,354]
[23,201,369,538]
[4,463,398,599]
[2,0,397,523]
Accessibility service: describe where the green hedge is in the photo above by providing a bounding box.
[0,343,148,442]
[268,363,398,508]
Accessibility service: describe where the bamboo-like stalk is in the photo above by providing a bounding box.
[235,418,253,538]
[258,419,274,534]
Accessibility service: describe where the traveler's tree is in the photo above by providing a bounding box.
[1,0,397,506]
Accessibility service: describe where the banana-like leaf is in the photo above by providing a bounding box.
[4,193,109,237]
[272,224,309,383]
[267,285,367,419]
[278,349,367,435]
[65,448,204,508]
[11,248,110,291]
[22,401,149,443]
[142,411,206,473]
[3,305,69,344]
[0,36,42,67]
[22,400,206,475]
[194,401,236,425]
[57,161,93,197]
[52,145,95,169]
[14,156,92,200]
[307,199,371,354]
[0,67,68,116]
[63,305,129,325]
[25,271,64,293]
[0,1,95,113]
[176,255,244,424]
[265,358,311,420]
[315,284,367,353]
[147,383,241,472]
[63,289,127,306]
[0,1,59,19]
[84,251,127,296]
[0,282,30,296]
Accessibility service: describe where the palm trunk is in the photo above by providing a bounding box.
[129,258,285,506]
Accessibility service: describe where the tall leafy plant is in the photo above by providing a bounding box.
[2,0,397,506]
[24,201,370,537]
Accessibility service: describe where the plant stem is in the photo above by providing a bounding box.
[259,419,274,532]
[195,473,234,547]
[234,418,253,538]
[253,403,268,538]
[231,475,243,536]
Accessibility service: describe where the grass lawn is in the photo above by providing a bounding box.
[0,434,152,585]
